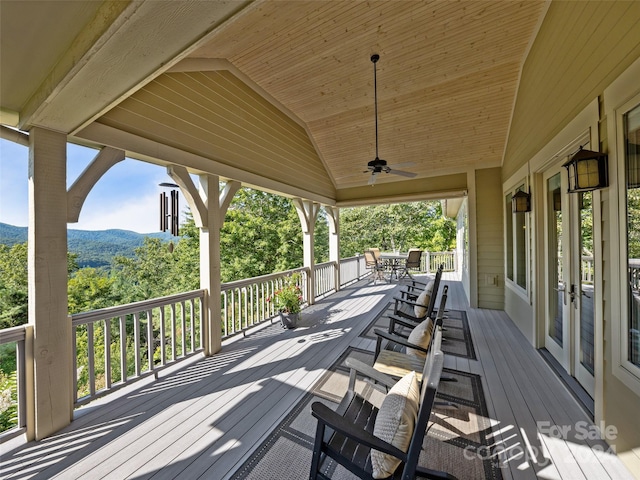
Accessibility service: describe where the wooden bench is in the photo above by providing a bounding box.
[309,327,456,480]
[390,264,443,330]
[373,287,448,381]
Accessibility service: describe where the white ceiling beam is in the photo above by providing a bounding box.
[20,0,252,134]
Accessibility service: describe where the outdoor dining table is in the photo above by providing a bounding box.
[379,252,408,281]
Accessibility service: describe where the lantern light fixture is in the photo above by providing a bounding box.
[562,147,608,193]
[512,189,531,213]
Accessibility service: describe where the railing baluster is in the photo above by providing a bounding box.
[160,306,166,366]
[189,298,195,353]
[133,312,141,376]
[147,309,154,372]
[87,322,95,398]
[180,301,187,357]
[72,324,78,402]
[171,302,177,361]
[119,315,127,383]
[104,319,111,390]
[16,334,26,430]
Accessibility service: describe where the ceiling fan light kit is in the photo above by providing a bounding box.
[364,54,416,185]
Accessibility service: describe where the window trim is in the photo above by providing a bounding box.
[605,56,640,397]
[504,175,530,301]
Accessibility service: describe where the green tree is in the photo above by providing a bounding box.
[220,188,304,281]
[167,213,200,292]
[339,201,455,257]
[0,243,79,328]
[111,237,177,302]
[0,243,28,328]
[68,268,118,314]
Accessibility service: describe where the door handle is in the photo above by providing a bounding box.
[558,282,567,305]
[569,284,578,308]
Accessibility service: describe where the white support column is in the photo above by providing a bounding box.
[198,175,220,355]
[28,127,72,440]
[293,199,320,305]
[197,176,241,355]
[326,206,340,291]
[467,169,479,308]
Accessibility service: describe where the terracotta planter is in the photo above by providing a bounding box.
[279,311,299,329]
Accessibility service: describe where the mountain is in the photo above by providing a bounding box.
[0,223,173,268]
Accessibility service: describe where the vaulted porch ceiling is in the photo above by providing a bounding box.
[1,0,547,205]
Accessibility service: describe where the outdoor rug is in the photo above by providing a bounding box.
[230,347,502,480]
[360,302,477,360]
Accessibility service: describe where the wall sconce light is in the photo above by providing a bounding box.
[562,147,608,193]
[512,189,531,213]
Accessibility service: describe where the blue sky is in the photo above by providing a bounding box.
[0,138,185,234]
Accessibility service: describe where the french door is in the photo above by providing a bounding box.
[543,165,595,396]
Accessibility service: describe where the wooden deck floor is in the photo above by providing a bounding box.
[0,276,634,480]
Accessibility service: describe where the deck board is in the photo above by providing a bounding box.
[0,275,634,480]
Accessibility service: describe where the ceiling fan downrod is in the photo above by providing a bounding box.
[371,54,380,161]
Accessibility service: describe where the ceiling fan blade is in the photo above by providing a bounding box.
[368,172,378,185]
[387,161,416,169]
[390,169,417,178]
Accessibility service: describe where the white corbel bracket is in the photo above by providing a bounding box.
[67,147,125,223]
[167,165,208,229]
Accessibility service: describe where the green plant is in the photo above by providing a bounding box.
[268,274,303,314]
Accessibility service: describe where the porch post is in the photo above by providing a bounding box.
[196,176,240,355]
[293,199,320,305]
[326,206,340,291]
[28,127,73,440]
[198,174,222,355]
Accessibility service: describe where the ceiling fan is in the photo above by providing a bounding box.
[365,54,417,185]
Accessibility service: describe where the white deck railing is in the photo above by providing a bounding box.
[220,267,309,337]
[424,251,456,272]
[0,252,447,436]
[71,289,205,406]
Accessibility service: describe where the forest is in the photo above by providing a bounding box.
[0,187,455,430]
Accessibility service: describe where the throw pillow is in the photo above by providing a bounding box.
[370,371,420,479]
[406,318,433,359]
[413,289,430,318]
[425,280,435,294]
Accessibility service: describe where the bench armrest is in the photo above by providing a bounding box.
[393,295,421,308]
[374,328,429,355]
[311,402,406,460]
[388,314,420,334]
[344,357,397,389]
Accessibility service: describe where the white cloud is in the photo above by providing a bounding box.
[73,190,163,233]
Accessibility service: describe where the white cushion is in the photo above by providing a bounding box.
[413,289,430,318]
[406,318,433,359]
[425,280,435,294]
[371,371,420,479]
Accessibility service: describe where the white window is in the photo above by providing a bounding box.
[623,103,640,369]
[606,58,640,395]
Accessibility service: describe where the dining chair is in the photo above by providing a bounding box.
[398,248,422,280]
[364,249,386,284]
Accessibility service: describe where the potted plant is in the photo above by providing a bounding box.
[268,273,303,329]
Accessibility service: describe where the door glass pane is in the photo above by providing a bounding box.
[506,193,513,281]
[580,191,595,374]
[625,104,640,367]
[515,185,527,289]
[548,173,563,346]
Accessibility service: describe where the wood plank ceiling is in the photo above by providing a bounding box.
[91,0,546,201]
[184,0,547,191]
